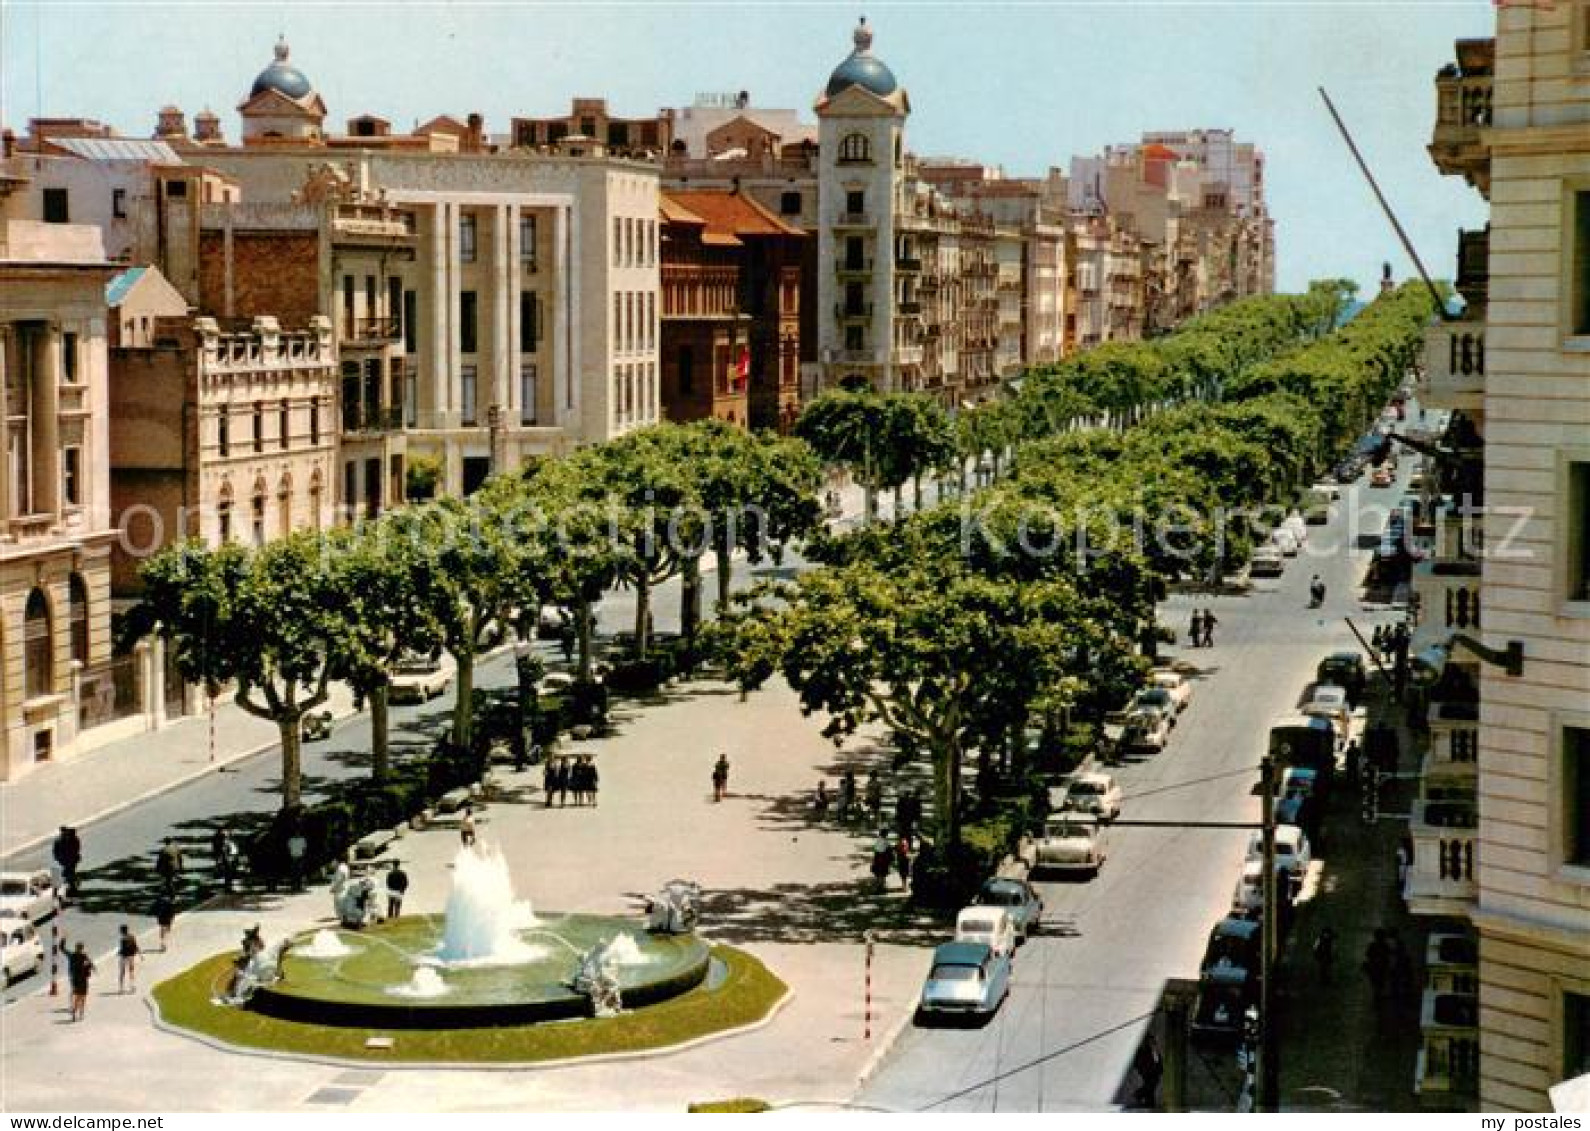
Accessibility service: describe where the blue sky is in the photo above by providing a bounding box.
[2,1,1495,293]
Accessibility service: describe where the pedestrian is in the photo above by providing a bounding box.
[1132,1033,1163,1108]
[1312,926,1336,985]
[154,837,184,893]
[552,757,569,807]
[813,780,830,819]
[584,757,599,807]
[559,622,575,664]
[864,772,883,822]
[211,825,236,894]
[544,756,559,807]
[385,861,409,919]
[869,832,892,891]
[1188,610,1204,648]
[286,830,308,892]
[1363,928,1391,1002]
[1201,608,1219,646]
[712,754,730,802]
[1345,739,1362,790]
[838,769,857,820]
[1395,841,1411,895]
[459,805,477,847]
[117,924,140,993]
[52,826,82,900]
[894,834,913,889]
[1389,935,1415,1005]
[897,789,921,841]
[66,942,94,1022]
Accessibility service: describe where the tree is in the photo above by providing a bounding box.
[796,390,891,523]
[525,460,623,683]
[139,534,353,810]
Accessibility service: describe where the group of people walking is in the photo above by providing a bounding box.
[542,755,600,807]
[1186,608,1220,647]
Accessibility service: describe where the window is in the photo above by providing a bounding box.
[343,461,358,519]
[838,133,871,164]
[389,277,403,339]
[253,401,265,453]
[309,397,321,446]
[24,588,52,698]
[614,218,622,266]
[645,292,655,349]
[520,363,538,425]
[780,191,802,216]
[62,332,78,383]
[365,275,377,324]
[846,189,865,216]
[252,483,267,545]
[461,364,478,425]
[846,281,865,316]
[845,237,865,271]
[459,213,477,263]
[165,179,187,199]
[520,213,538,267]
[580,116,597,138]
[460,291,478,354]
[1565,726,1590,868]
[112,188,126,218]
[309,472,323,530]
[279,400,291,449]
[609,121,629,149]
[343,276,355,330]
[520,292,538,352]
[1568,992,1590,1080]
[1569,461,1590,602]
[42,188,69,224]
[625,218,635,267]
[845,325,864,352]
[1573,191,1590,337]
[278,475,293,536]
[63,447,81,506]
[68,574,89,664]
[404,290,418,354]
[614,293,622,347]
[217,406,230,456]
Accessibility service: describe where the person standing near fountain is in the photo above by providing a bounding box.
[460,806,478,847]
[543,757,559,807]
[386,861,409,919]
[66,941,95,1021]
[712,754,730,802]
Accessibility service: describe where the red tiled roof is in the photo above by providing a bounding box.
[664,189,805,241]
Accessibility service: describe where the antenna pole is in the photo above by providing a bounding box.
[1318,86,1448,316]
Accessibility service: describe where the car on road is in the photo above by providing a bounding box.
[971,878,1043,943]
[1149,669,1192,713]
[1054,771,1123,822]
[1302,684,1352,743]
[536,671,577,697]
[1316,652,1368,705]
[1199,915,1263,979]
[955,906,1017,957]
[1371,465,1396,488]
[0,871,57,924]
[1245,825,1313,891]
[388,653,457,704]
[917,941,1012,1020]
[1280,766,1322,804]
[1271,527,1300,557]
[1233,857,1298,920]
[1121,709,1172,752]
[1033,813,1107,877]
[1249,545,1285,578]
[1191,917,1264,1040]
[0,921,44,985]
[1129,687,1178,727]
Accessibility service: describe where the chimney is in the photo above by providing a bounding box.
[467,112,485,153]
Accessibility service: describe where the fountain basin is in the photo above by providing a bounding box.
[250,914,710,1029]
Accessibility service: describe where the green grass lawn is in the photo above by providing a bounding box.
[152,945,787,1065]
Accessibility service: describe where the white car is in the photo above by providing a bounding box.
[1245,825,1313,889]
[0,871,57,924]
[1149,669,1192,713]
[389,653,456,704]
[1249,545,1286,578]
[1232,858,1295,916]
[955,906,1016,958]
[0,921,44,985]
[1055,772,1123,822]
[1033,814,1107,877]
[1303,684,1352,742]
[1271,527,1300,557]
[1121,709,1171,752]
[536,671,577,697]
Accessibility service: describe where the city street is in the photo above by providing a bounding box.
[855,466,1411,1111]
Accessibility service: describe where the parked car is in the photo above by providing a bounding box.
[955,906,1017,957]
[1249,545,1286,578]
[1199,915,1263,980]
[0,871,56,924]
[1245,825,1313,890]
[917,941,1012,1019]
[1055,771,1123,822]
[1269,714,1338,781]
[1149,669,1192,713]
[536,671,577,698]
[0,921,44,985]
[1273,792,1320,843]
[388,653,457,704]
[1233,857,1299,921]
[1316,652,1368,705]
[1302,684,1352,743]
[1033,814,1107,877]
[1282,511,1308,545]
[1270,527,1300,557]
[1121,709,1172,752]
[1129,687,1178,727]
[971,878,1043,943]
[1280,766,1321,801]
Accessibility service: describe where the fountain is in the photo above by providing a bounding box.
[245,846,711,1028]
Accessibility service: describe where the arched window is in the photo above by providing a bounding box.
[68,574,89,664]
[217,481,234,544]
[251,476,268,546]
[309,470,324,531]
[839,133,871,164]
[278,473,294,536]
[24,588,52,699]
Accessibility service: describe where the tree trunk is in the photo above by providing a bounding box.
[893,483,904,517]
[715,543,733,613]
[576,603,594,682]
[912,474,923,512]
[370,683,390,782]
[863,482,877,524]
[932,738,963,848]
[634,572,651,659]
[681,556,701,658]
[452,646,475,751]
[279,716,304,810]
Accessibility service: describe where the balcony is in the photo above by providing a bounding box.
[1424,932,1477,996]
[836,258,873,279]
[1429,38,1493,194]
[834,211,874,230]
[1415,991,1479,1098]
[1420,318,1484,415]
[341,405,406,435]
[893,345,924,367]
[2,513,57,542]
[833,348,878,366]
[342,317,401,346]
[896,255,922,274]
[1404,799,1477,917]
[834,302,874,321]
[1455,227,1488,309]
[1411,557,1482,642]
[898,300,923,316]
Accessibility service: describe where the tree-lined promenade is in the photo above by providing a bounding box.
[128,281,1432,895]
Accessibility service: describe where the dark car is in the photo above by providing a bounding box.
[1200,916,1262,977]
[1192,917,1263,1040]
[1317,651,1368,705]
[972,877,1044,942]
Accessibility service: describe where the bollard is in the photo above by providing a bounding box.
[48,918,60,997]
[208,690,217,763]
[863,929,876,1040]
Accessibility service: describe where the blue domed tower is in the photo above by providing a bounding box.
[237,38,327,145]
[815,18,910,393]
